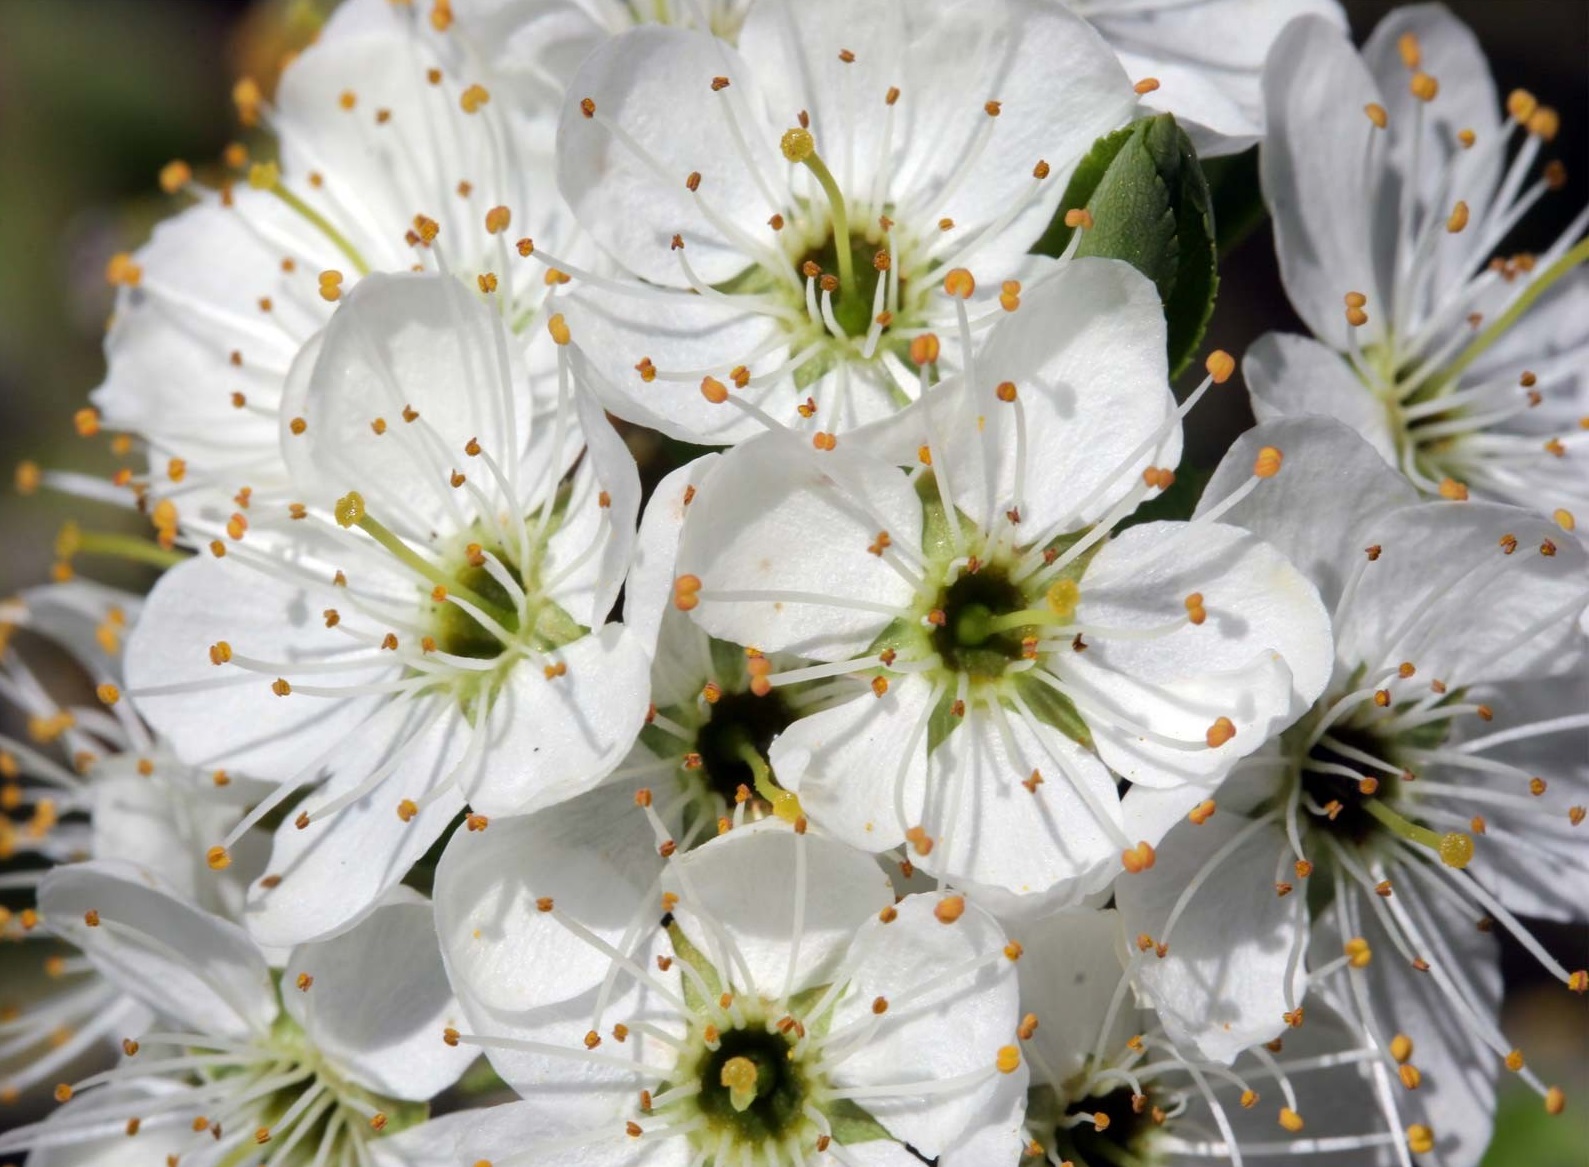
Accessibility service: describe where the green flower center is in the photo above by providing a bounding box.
[690,1025,809,1145]
[931,566,1032,681]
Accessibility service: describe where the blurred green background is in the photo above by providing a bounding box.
[0,0,1583,1161]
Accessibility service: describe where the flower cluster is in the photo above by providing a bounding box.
[3,2,1585,1166]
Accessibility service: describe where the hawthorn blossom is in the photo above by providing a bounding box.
[550,0,1141,443]
[0,862,472,1167]
[1251,6,1589,519]
[124,273,650,946]
[1117,418,1587,1159]
[985,908,1414,1167]
[1065,0,1348,155]
[82,0,575,527]
[433,817,1027,1164]
[671,260,1331,906]
[0,582,268,1104]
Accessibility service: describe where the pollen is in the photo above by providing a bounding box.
[1406,1124,1434,1154]
[910,334,941,365]
[1527,107,1560,141]
[1253,446,1283,478]
[1409,73,1439,102]
[1545,1087,1566,1114]
[995,381,1017,403]
[1446,201,1469,233]
[1064,208,1094,230]
[701,376,728,404]
[673,574,703,611]
[1390,1033,1414,1063]
[1184,592,1207,625]
[1365,102,1388,128]
[96,683,120,706]
[1133,77,1160,95]
[271,678,292,697]
[206,845,231,871]
[459,84,490,113]
[1440,478,1468,501]
[1188,799,1216,825]
[996,1045,1021,1074]
[318,270,344,302]
[1206,716,1237,748]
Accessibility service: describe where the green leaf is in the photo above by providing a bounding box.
[1034,113,1218,378]
[666,921,724,1017]
[825,1098,895,1145]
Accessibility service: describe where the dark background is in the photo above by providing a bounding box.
[0,0,1583,1161]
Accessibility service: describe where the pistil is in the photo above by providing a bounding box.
[781,129,855,295]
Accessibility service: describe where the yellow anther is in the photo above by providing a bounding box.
[460,84,490,113]
[910,334,941,365]
[996,1045,1021,1074]
[1121,841,1156,874]
[781,127,815,162]
[1409,73,1439,102]
[1545,1086,1566,1115]
[96,683,120,706]
[1205,350,1235,384]
[1343,937,1373,968]
[159,161,192,194]
[1278,1108,1304,1133]
[106,253,142,288]
[934,895,966,924]
[1399,1063,1422,1089]
[1556,508,1577,532]
[1446,201,1469,233]
[701,376,729,404]
[943,268,975,298]
[206,846,231,871]
[1390,1033,1414,1063]
[1527,107,1560,141]
[1397,32,1421,68]
[233,77,263,126]
[1134,77,1160,95]
[1240,1090,1258,1109]
[1508,89,1539,122]
[1438,477,1468,501]
[1406,1124,1434,1154]
[1206,717,1237,748]
[485,206,511,234]
[1064,208,1094,230]
[319,270,344,302]
[1365,103,1388,128]
[547,313,571,346]
[1505,1049,1525,1072]
[1253,446,1283,478]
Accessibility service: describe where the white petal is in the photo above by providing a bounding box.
[1333,502,1589,684]
[1360,5,1504,295]
[371,1100,688,1167]
[739,0,1135,240]
[464,624,653,816]
[434,777,663,1018]
[915,707,1122,900]
[244,697,472,947]
[1091,0,1348,153]
[625,455,722,654]
[544,392,642,630]
[564,290,790,446]
[10,581,143,686]
[283,891,474,1100]
[676,433,920,660]
[667,825,894,999]
[829,893,1022,1156]
[279,273,534,536]
[1198,415,1418,611]
[1057,519,1333,782]
[557,27,781,286]
[1014,908,1136,1088]
[1261,16,1393,351]
[1243,332,1400,465]
[1114,809,1305,1062]
[39,860,278,1040]
[126,538,399,779]
[769,675,934,855]
[928,258,1178,533]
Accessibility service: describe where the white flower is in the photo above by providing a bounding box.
[1117,417,1588,1154]
[991,908,1412,1167]
[0,582,270,1105]
[1251,7,1589,519]
[671,260,1331,906]
[432,813,1027,1164]
[0,862,472,1167]
[123,273,651,946]
[551,0,1140,443]
[84,0,574,527]
[1064,0,1348,156]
